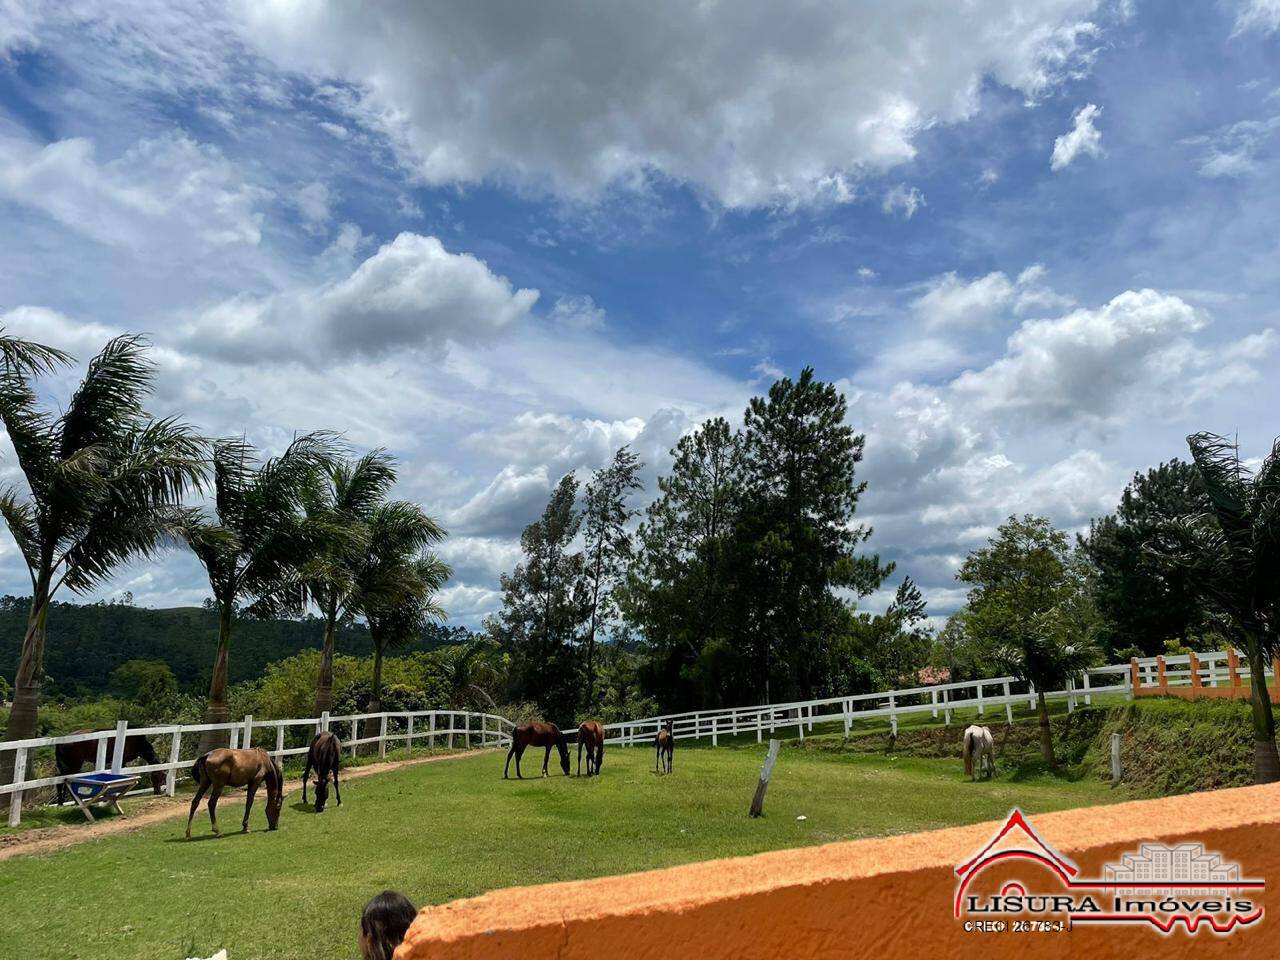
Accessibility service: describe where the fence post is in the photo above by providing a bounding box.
[1111,732,1122,784]
[844,698,852,737]
[464,713,471,750]
[712,715,719,747]
[807,704,813,732]
[1130,658,1140,698]
[943,687,951,726]
[7,746,27,827]
[429,712,437,750]
[1207,655,1218,687]
[166,728,182,797]
[448,712,455,750]
[379,714,388,759]
[274,723,285,762]
[1228,648,1241,689]
[889,694,898,737]
[112,720,128,773]
[1189,652,1202,690]
[95,735,109,772]
[1003,681,1013,725]
[1066,678,1075,714]
[407,715,415,754]
[351,720,358,758]
[976,681,985,715]
[1082,670,1092,705]
[797,709,804,743]
[1157,655,1168,694]
[1027,683,1036,711]
[321,710,331,733]
[242,715,253,749]
[931,688,938,719]
[230,726,239,750]
[756,709,763,744]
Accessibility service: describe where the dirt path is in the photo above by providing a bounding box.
[0,748,496,861]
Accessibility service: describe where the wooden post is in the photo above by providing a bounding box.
[320,710,330,733]
[1208,656,1219,687]
[844,698,852,737]
[748,739,780,818]
[1130,657,1140,697]
[976,681,985,715]
[229,727,239,750]
[931,688,938,719]
[1157,655,1168,693]
[1067,678,1075,714]
[95,735,109,772]
[379,714,388,759]
[351,720,358,757]
[407,715,415,754]
[807,704,813,732]
[712,715,719,747]
[274,723,285,762]
[1003,681,1013,725]
[166,728,182,797]
[448,712,455,750]
[1189,652,1203,690]
[1082,670,1092,705]
[1227,647,1242,690]
[242,714,253,749]
[429,712,437,749]
[797,709,804,743]
[756,709,763,744]
[1027,683,1036,711]
[464,713,471,750]
[7,746,27,827]
[1111,732,1122,785]
[112,720,128,773]
[889,694,898,738]
[943,687,951,726]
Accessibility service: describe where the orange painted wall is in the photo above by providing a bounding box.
[396,784,1280,960]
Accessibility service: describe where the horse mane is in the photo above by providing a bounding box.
[136,735,160,764]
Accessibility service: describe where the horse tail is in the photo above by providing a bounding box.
[190,753,209,787]
[962,731,974,778]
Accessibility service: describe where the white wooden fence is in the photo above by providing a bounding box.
[0,709,514,827]
[2,649,1265,827]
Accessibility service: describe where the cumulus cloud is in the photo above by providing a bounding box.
[1050,103,1104,170]
[912,265,1072,330]
[184,232,539,364]
[235,0,1105,208]
[952,289,1273,423]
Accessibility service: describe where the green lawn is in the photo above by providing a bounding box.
[0,740,1122,960]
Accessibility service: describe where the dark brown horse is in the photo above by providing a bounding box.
[504,722,570,779]
[55,731,165,805]
[577,720,605,776]
[655,720,674,774]
[302,730,342,812]
[186,747,284,838]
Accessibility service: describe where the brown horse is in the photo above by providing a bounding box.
[577,720,605,776]
[186,747,284,838]
[655,720,674,774]
[504,722,570,779]
[302,730,342,812]
[55,732,165,804]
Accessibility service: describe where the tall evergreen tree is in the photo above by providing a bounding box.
[738,368,890,701]
[1082,459,1214,657]
[623,418,744,708]
[488,474,586,723]
[580,446,642,706]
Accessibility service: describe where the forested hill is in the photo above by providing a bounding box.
[0,598,469,697]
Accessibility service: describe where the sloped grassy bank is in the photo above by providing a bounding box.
[798,697,1254,796]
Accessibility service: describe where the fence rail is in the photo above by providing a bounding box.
[0,708,515,827]
[1,649,1266,828]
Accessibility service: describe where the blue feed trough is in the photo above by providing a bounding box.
[65,772,141,822]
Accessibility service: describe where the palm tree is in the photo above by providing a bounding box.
[0,333,205,789]
[178,434,334,753]
[353,500,450,714]
[1148,432,1280,784]
[436,637,502,712]
[297,451,399,714]
[992,621,1095,766]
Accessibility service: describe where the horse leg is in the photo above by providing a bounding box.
[208,785,225,836]
[302,754,312,806]
[185,781,209,839]
[332,762,342,807]
[542,745,551,777]
[577,740,583,777]
[655,744,660,774]
[515,743,526,779]
[504,743,516,779]
[243,778,259,832]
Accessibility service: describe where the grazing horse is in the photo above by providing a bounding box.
[962,725,996,781]
[576,720,605,776]
[186,747,284,838]
[504,722,570,779]
[655,720,674,774]
[302,730,342,812]
[55,731,165,805]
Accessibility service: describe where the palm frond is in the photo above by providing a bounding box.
[0,486,40,577]
[0,326,74,376]
[58,334,154,456]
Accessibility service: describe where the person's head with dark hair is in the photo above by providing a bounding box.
[359,891,417,960]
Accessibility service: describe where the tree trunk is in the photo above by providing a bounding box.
[363,636,386,754]
[314,602,338,715]
[0,578,51,797]
[197,600,235,755]
[1243,639,1280,784]
[1037,689,1055,767]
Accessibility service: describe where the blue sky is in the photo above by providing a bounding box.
[1,0,1278,627]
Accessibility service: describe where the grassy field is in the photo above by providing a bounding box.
[0,739,1124,960]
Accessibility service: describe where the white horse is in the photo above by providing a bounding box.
[962,725,995,781]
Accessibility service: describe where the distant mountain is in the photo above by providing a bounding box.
[0,597,471,697]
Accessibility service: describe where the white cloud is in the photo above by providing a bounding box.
[882,184,926,219]
[0,133,267,253]
[1189,115,1280,178]
[952,289,1274,423]
[912,265,1074,329]
[184,232,539,363]
[547,295,606,331]
[1050,103,1104,170]
[235,0,1106,208]
[1234,0,1280,34]
[293,181,334,227]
